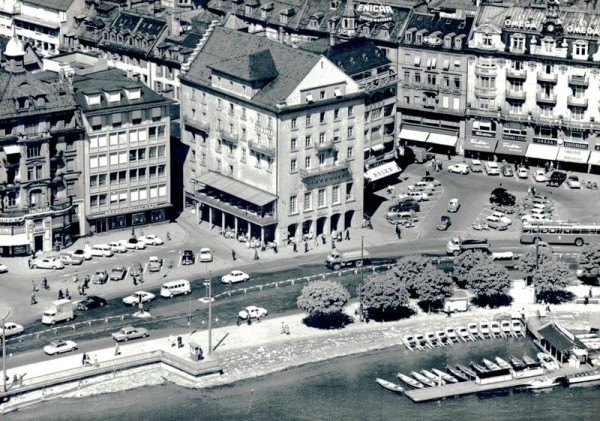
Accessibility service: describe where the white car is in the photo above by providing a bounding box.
[448,198,460,213]
[408,181,435,191]
[221,270,250,284]
[1,322,24,337]
[530,208,550,216]
[139,235,164,246]
[122,291,156,306]
[491,211,512,225]
[200,248,213,262]
[486,216,510,230]
[43,339,78,355]
[534,169,547,182]
[238,305,268,320]
[0,263,7,273]
[567,175,581,189]
[119,238,147,250]
[484,162,500,175]
[31,257,64,270]
[398,191,429,202]
[517,167,528,178]
[108,241,127,253]
[522,214,552,223]
[448,163,470,174]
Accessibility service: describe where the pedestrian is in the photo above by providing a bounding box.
[65,288,71,300]
[32,281,38,292]
[281,322,286,334]
[321,234,326,245]
[425,170,430,177]
[315,236,319,248]
[247,316,252,325]
[12,374,18,384]
[293,242,298,253]
[332,239,336,250]
[133,276,138,286]
[237,315,242,326]
[273,244,278,253]
[584,296,589,305]
[27,258,32,269]
[589,288,593,298]
[114,343,121,356]
[396,225,401,239]
[261,242,266,252]
[304,241,309,253]
[82,353,87,366]
[232,249,236,261]
[42,277,49,290]
[447,151,451,161]
[345,229,350,241]
[30,292,37,305]
[58,289,64,300]
[254,248,259,261]
[78,285,83,296]
[546,305,551,313]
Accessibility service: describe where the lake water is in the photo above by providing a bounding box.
[6,338,600,421]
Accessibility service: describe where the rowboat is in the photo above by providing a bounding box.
[436,330,451,346]
[523,355,536,366]
[482,358,502,371]
[511,320,524,335]
[527,377,559,390]
[432,368,458,383]
[414,334,431,349]
[376,378,405,393]
[468,323,481,339]
[510,355,525,368]
[411,371,436,387]
[470,361,489,373]
[425,332,439,347]
[490,321,503,337]
[457,326,472,341]
[446,365,469,381]
[421,369,446,385]
[495,357,512,370]
[479,320,492,338]
[501,320,513,336]
[402,335,416,351]
[445,327,459,343]
[396,372,424,389]
[456,363,477,378]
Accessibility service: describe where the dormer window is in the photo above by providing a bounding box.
[511,34,525,51]
[405,32,412,44]
[280,13,288,24]
[86,94,101,106]
[455,37,463,49]
[305,93,314,103]
[542,38,555,53]
[16,97,29,109]
[106,91,121,103]
[482,34,493,47]
[127,88,141,100]
[415,33,422,44]
[444,36,452,49]
[36,96,47,107]
[573,40,588,58]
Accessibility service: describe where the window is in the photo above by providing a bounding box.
[318,153,326,166]
[479,76,495,88]
[98,174,106,186]
[427,74,436,85]
[332,185,340,204]
[98,135,107,147]
[333,129,340,142]
[320,91,325,100]
[571,107,584,121]
[130,190,139,201]
[318,189,326,208]
[98,155,107,167]
[334,109,340,120]
[90,175,97,187]
[319,132,326,144]
[291,158,297,172]
[306,115,311,126]
[150,186,158,199]
[27,145,41,157]
[119,152,127,164]
[158,185,167,197]
[305,135,312,148]
[511,35,525,51]
[149,146,157,158]
[414,73,421,84]
[110,153,118,165]
[482,34,492,47]
[542,39,555,53]
[305,156,311,169]
[291,137,298,151]
[291,117,297,129]
[303,192,312,211]
[157,145,166,157]
[347,146,353,159]
[508,101,523,114]
[320,112,326,124]
[574,41,588,57]
[109,132,118,146]
[289,195,297,214]
[111,113,122,127]
[149,125,165,139]
[348,106,354,117]
[346,182,354,201]
[348,126,354,138]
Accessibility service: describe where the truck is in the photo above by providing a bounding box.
[325,248,371,270]
[446,237,490,255]
[41,299,74,325]
[444,290,469,313]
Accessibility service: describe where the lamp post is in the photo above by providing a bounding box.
[1,309,10,394]
[207,270,212,355]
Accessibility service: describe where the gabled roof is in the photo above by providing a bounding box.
[183,27,321,110]
[22,0,75,12]
[538,323,587,353]
[209,49,279,82]
[320,38,390,76]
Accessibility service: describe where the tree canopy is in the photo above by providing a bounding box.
[578,243,600,278]
[297,281,351,328]
[516,247,554,278]
[357,271,411,321]
[393,255,434,297]
[453,250,491,285]
[532,260,574,303]
[465,261,512,307]
[413,265,455,312]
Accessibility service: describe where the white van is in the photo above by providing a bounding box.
[160,279,191,298]
[90,244,114,257]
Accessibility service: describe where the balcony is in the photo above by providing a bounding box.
[474,86,497,99]
[466,107,499,118]
[197,193,277,226]
[299,161,351,181]
[537,72,558,84]
[506,68,527,80]
[568,95,588,108]
[183,115,210,132]
[248,140,275,157]
[505,89,526,101]
[536,92,557,105]
[568,75,589,87]
[316,140,335,151]
[218,129,239,145]
[474,64,497,77]
[358,71,398,92]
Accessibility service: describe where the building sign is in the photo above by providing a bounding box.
[302,169,352,189]
[465,138,498,152]
[533,137,558,146]
[566,21,600,37]
[356,2,394,23]
[496,140,526,156]
[255,124,273,137]
[93,203,168,218]
[504,19,539,31]
[563,141,588,150]
[473,129,496,138]
[502,134,527,142]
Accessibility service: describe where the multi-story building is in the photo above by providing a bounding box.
[467,0,600,172]
[397,9,473,157]
[72,68,173,233]
[180,26,365,244]
[0,34,85,256]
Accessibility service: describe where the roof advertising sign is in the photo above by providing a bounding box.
[356,2,394,23]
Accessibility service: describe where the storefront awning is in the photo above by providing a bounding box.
[371,143,385,152]
[589,151,600,166]
[3,145,21,154]
[364,161,401,182]
[556,147,590,164]
[526,143,559,160]
[0,233,29,246]
[427,132,457,147]
[495,140,527,156]
[195,171,277,207]
[399,128,429,143]
[464,138,498,152]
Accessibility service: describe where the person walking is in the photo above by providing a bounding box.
[82,353,87,366]
[345,229,350,241]
[32,281,38,292]
[27,258,32,269]
[396,225,401,239]
[114,343,121,356]
[65,288,71,300]
[273,244,278,253]
[58,289,64,300]
[253,248,259,261]
[42,277,49,290]
[293,242,298,253]
[30,292,37,305]
[232,249,237,261]
[304,241,309,253]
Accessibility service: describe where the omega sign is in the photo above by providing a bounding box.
[504,19,539,31]
[356,2,394,23]
[566,21,600,37]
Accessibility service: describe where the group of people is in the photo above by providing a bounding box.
[81,353,98,366]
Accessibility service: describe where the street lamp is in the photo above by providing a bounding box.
[207,270,212,355]
[1,309,10,394]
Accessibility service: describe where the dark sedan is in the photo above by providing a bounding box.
[182,250,195,265]
[547,171,567,187]
[130,262,144,277]
[437,215,452,231]
[77,296,107,311]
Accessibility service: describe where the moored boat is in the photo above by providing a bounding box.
[511,320,524,335]
[457,326,472,341]
[479,320,492,338]
[432,368,458,383]
[527,377,559,390]
[490,321,502,337]
[456,363,477,378]
[421,369,446,385]
[470,361,489,373]
[468,323,480,339]
[523,355,536,366]
[446,365,469,381]
[425,332,439,347]
[402,335,416,351]
[510,355,525,368]
[445,327,459,342]
[501,320,513,335]
[436,330,450,346]
[396,372,424,389]
[482,358,502,371]
[495,357,512,370]
[376,378,405,393]
[566,369,600,385]
[411,371,436,387]
[537,353,560,370]
[414,334,430,349]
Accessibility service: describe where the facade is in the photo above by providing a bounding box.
[397,9,473,158]
[466,0,600,172]
[180,26,365,244]
[0,34,85,256]
[72,68,173,233]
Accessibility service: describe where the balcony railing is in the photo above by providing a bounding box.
[536,92,557,104]
[299,161,350,179]
[506,68,527,80]
[568,75,589,87]
[316,140,335,151]
[218,129,239,144]
[474,64,497,77]
[475,86,497,99]
[537,72,558,83]
[505,89,526,101]
[358,71,398,92]
[567,95,588,108]
[198,193,277,226]
[248,140,275,156]
[183,115,210,132]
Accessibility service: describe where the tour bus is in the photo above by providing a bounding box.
[520,223,600,246]
[160,279,191,298]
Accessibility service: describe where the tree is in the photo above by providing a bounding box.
[578,243,600,278]
[515,247,554,279]
[453,250,491,285]
[413,266,455,312]
[297,280,351,328]
[465,261,512,307]
[392,255,433,297]
[532,260,574,304]
[357,271,412,321]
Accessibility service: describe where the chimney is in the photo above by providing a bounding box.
[170,13,181,36]
[330,32,335,46]
[278,27,284,43]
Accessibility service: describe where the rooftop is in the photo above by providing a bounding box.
[22,0,76,12]
[538,322,587,353]
[320,37,391,76]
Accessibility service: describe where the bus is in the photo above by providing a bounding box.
[521,223,600,246]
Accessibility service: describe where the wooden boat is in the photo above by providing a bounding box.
[396,372,424,389]
[501,320,513,336]
[566,369,600,385]
[468,323,481,339]
[436,330,450,346]
[490,321,503,337]
[482,358,502,371]
[376,378,405,393]
[411,371,436,387]
[457,326,472,341]
[402,336,416,351]
[445,327,459,342]
[495,357,512,370]
[470,361,489,373]
[425,332,439,347]
[432,368,458,383]
[527,377,559,390]
[511,320,524,335]
[456,363,477,378]
[537,353,560,370]
[421,369,446,385]
[510,355,525,369]
[446,365,469,381]
[479,320,492,338]
[523,355,536,366]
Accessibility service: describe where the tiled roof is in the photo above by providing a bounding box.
[22,0,75,12]
[72,68,169,112]
[538,323,586,353]
[320,37,390,75]
[401,11,473,50]
[182,27,320,110]
[209,49,279,82]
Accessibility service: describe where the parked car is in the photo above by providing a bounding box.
[534,169,547,182]
[448,198,460,213]
[139,235,164,246]
[0,263,7,273]
[58,252,83,266]
[108,241,127,253]
[437,215,452,231]
[547,170,567,187]
[486,215,510,230]
[1,322,24,337]
[517,166,529,179]
[522,214,552,223]
[199,248,213,263]
[408,181,436,192]
[500,164,514,177]
[389,201,420,213]
[122,291,155,306]
[148,256,163,272]
[92,270,109,284]
[221,270,250,284]
[491,211,512,225]
[238,305,268,320]
[398,191,429,202]
[386,211,418,225]
[484,161,500,175]
[470,159,483,172]
[448,163,470,174]
[530,208,551,216]
[72,248,93,260]
[419,176,441,186]
[112,326,149,342]
[31,257,64,270]
[43,340,77,355]
[130,262,144,277]
[182,250,195,265]
[489,188,516,207]
[119,238,147,250]
[567,175,581,189]
[77,295,107,311]
[110,266,127,281]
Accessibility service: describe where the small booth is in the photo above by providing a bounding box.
[189,340,204,361]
